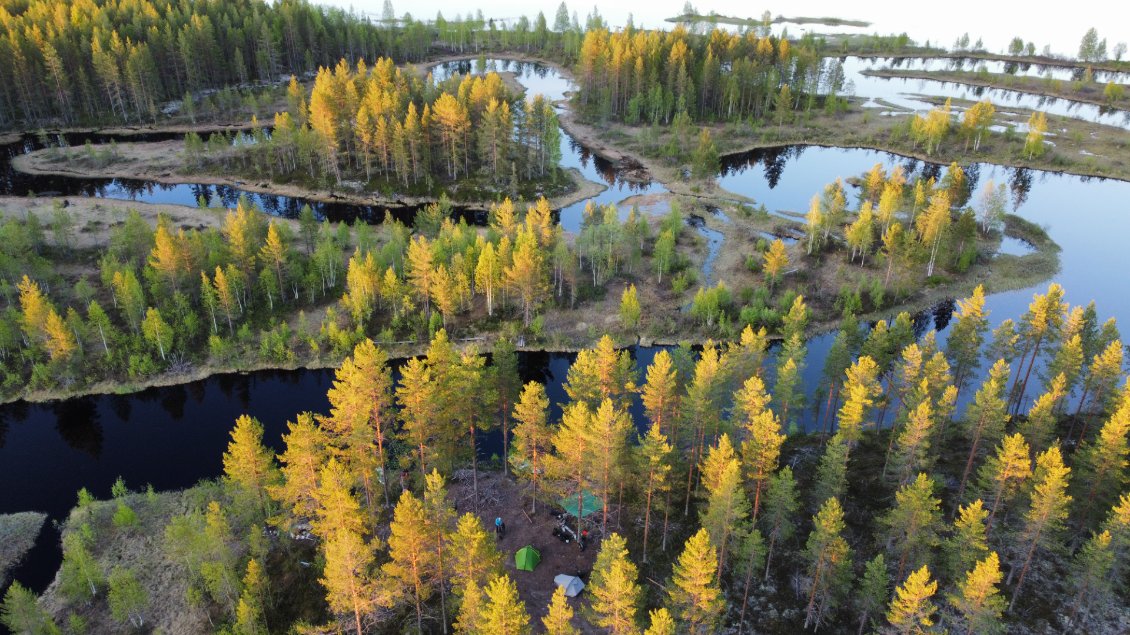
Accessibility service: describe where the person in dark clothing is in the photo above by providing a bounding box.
[495,517,506,538]
[579,529,588,551]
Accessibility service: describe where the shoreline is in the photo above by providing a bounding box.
[0,52,1076,407]
[861,68,1130,112]
[11,140,608,215]
[848,50,1130,75]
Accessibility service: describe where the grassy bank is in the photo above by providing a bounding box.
[852,50,1130,75]
[1,513,48,589]
[11,140,603,215]
[863,68,1130,111]
[568,94,1130,190]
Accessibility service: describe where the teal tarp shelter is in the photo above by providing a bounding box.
[558,490,602,518]
[515,546,541,571]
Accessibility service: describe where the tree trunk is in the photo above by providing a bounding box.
[661,486,672,552]
[642,475,654,563]
[377,437,390,508]
[805,557,826,630]
[957,418,987,502]
[1009,528,1043,611]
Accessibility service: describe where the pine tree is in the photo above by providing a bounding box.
[1,582,58,635]
[478,574,530,635]
[698,438,749,573]
[761,466,799,580]
[958,359,1011,500]
[511,381,552,513]
[856,554,889,635]
[542,586,578,635]
[804,497,852,630]
[1069,530,1116,624]
[642,349,681,444]
[108,567,148,628]
[889,400,936,486]
[637,423,672,563]
[738,375,784,519]
[450,513,503,600]
[1018,374,1066,454]
[643,607,676,635]
[668,528,724,634]
[976,433,1032,532]
[763,238,790,286]
[881,473,943,581]
[455,349,495,507]
[397,357,438,477]
[1101,493,1130,590]
[424,470,456,631]
[619,284,641,328]
[885,566,938,635]
[1074,339,1123,422]
[1009,446,1072,610]
[222,415,277,520]
[59,531,103,601]
[812,433,850,507]
[549,401,593,538]
[834,356,881,444]
[948,552,1005,635]
[383,490,437,633]
[325,339,395,509]
[683,343,728,511]
[944,500,990,582]
[564,334,636,409]
[321,527,376,635]
[311,456,368,542]
[270,413,326,526]
[492,338,522,477]
[1077,395,1130,523]
[1011,284,1066,415]
[735,525,766,632]
[589,398,631,533]
[588,533,642,635]
[235,559,267,635]
[454,581,485,634]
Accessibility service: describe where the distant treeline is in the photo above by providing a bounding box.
[0,0,601,130]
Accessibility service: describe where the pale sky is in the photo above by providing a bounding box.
[317,0,1130,58]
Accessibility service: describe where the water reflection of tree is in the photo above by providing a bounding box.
[52,398,103,459]
[187,379,207,405]
[932,299,956,333]
[159,384,188,420]
[1009,167,1032,210]
[910,308,934,340]
[962,162,981,198]
[761,147,794,189]
[109,394,132,421]
[920,161,942,183]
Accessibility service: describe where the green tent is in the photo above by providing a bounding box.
[558,490,602,518]
[515,546,540,571]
